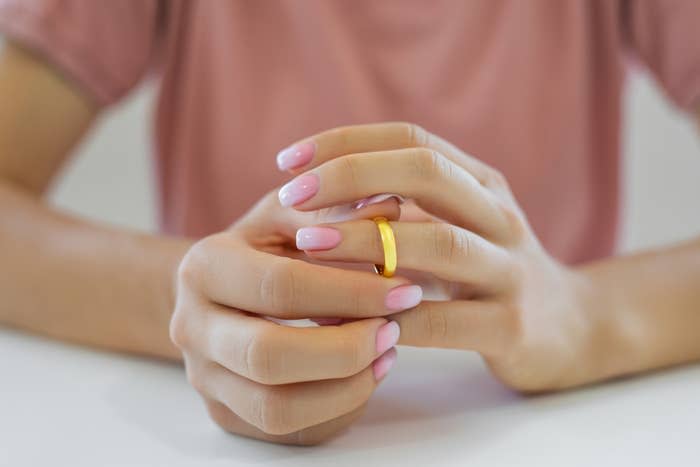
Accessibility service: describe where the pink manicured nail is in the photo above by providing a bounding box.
[353,193,406,210]
[296,227,342,251]
[385,285,423,311]
[276,141,316,171]
[376,321,400,354]
[278,173,319,207]
[373,347,397,381]
[314,318,344,326]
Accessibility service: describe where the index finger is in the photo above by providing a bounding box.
[180,233,423,319]
[276,122,494,184]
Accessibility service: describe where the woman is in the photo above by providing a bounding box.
[1,0,699,445]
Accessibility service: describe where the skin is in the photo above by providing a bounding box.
[2,42,700,444]
[0,43,189,360]
[280,123,700,390]
[173,191,413,439]
[0,43,409,444]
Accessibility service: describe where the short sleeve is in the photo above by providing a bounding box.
[623,0,700,111]
[0,0,160,106]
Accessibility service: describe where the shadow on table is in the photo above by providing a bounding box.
[105,347,649,464]
[104,348,518,462]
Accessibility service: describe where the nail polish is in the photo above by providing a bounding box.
[314,318,344,326]
[373,347,397,381]
[353,193,406,210]
[276,141,316,171]
[385,285,423,311]
[278,173,319,207]
[296,227,342,251]
[376,321,400,354]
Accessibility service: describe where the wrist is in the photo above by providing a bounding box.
[566,262,641,386]
[149,235,193,361]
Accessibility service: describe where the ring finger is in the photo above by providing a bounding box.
[296,220,514,292]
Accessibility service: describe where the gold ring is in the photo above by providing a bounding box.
[372,217,397,278]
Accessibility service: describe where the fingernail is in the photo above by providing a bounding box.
[376,321,400,354]
[278,173,319,207]
[313,318,344,326]
[276,141,316,171]
[385,285,422,311]
[296,227,342,251]
[353,193,406,210]
[373,347,397,381]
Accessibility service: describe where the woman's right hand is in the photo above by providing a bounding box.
[170,192,422,445]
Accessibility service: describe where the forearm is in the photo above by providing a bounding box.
[576,236,700,382]
[0,180,192,360]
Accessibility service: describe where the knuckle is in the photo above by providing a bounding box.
[338,155,362,195]
[497,201,528,243]
[339,371,375,409]
[185,366,207,395]
[259,260,300,317]
[501,302,526,345]
[505,259,526,291]
[403,122,430,147]
[243,329,276,384]
[253,387,292,435]
[176,235,221,288]
[483,167,508,189]
[168,309,190,349]
[431,223,470,267]
[205,400,235,431]
[423,304,449,344]
[176,247,203,289]
[404,302,449,347]
[344,282,365,318]
[412,148,452,181]
[336,335,363,376]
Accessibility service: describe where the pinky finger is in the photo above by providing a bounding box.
[204,398,367,446]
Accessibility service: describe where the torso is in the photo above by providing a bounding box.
[154,0,626,264]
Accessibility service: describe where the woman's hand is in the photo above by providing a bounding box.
[171,192,421,444]
[277,122,620,392]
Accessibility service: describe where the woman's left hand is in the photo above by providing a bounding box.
[276,122,618,392]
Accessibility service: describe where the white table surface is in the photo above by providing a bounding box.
[1,328,698,467]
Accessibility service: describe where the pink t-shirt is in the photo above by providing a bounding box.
[1,0,699,264]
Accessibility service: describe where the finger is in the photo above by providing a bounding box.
[183,304,400,384]
[278,149,511,241]
[313,317,346,326]
[234,189,401,241]
[297,220,514,291]
[180,233,423,319]
[187,350,396,436]
[204,398,366,446]
[273,198,403,240]
[276,122,495,185]
[391,300,509,356]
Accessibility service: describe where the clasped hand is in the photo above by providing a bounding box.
[171,122,602,445]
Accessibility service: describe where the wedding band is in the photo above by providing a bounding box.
[372,217,397,278]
